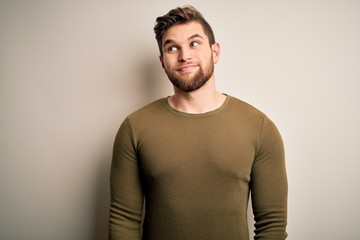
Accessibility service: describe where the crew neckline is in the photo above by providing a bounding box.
[162,94,231,118]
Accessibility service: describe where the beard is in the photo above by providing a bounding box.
[164,58,214,92]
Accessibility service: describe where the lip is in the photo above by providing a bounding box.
[177,64,198,72]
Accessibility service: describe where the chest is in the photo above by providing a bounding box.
[137,118,258,184]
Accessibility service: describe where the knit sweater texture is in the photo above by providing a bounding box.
[109,95,288,240]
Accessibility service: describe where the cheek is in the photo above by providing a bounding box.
[200,53,213,64]
[162,60,170,69]
[163,57,177,69]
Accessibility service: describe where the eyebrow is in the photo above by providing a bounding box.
[163,34,204,48]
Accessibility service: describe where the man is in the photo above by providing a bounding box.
[109,5,288,240]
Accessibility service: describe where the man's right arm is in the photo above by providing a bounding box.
[109,117,144,239]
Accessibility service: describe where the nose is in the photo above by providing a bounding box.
[178,48,192,62]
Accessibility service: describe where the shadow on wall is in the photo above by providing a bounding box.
[92,154,111,240]
[137,55,172,105]
[91,55,169,240]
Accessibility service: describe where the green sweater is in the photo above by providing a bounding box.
[109,95,288,240]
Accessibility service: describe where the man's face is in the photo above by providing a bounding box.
[160,21,219,92]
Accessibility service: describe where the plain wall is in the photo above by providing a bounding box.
[1,1,359,239]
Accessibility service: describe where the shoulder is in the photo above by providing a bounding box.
[226,95,283,150]
[225,95,282,134]
[122,97,171,131]
[226,95,267,120]
[115,98,168,139]
[128,98,167,118]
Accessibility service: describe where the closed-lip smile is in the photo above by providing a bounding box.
[177,64,198,72]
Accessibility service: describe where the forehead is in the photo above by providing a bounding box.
[162,21,208,44]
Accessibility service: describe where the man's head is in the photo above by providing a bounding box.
[154,6,215,56]
[154,6,220,92]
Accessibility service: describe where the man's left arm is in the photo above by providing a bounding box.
[251,116,288,240]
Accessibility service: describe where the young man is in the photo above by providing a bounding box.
[109,6,288,240]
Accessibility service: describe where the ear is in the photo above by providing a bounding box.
[159,55,165,68]
[211,42,220,64]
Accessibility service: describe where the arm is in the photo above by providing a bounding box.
[251,116,288,240]
[109,117,144,240]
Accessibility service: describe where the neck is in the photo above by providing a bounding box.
[168,78,226,114]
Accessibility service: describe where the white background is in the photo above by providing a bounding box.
[1,1,359,239]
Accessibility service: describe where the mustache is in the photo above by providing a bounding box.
[176,62,198,70]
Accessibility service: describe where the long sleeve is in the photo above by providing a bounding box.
[109,117,144,240]
[251,116,288,240]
